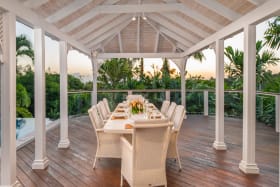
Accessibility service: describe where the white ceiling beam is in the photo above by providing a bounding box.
[176,4,222,31]
[148,14,200,43]
[162,13,210,38]
[195,0,241,21]
[246,0,267,5]
[24,0,48,8]
[60,0,121,32]
[137,16,140,53]
[154,31,160,53]
[81,15,131,44]
[73,14,119,40]
[46,0,92,23]
[97,52,183,59]
[184,0,280,56]
[103,0,121,5]
[163,0,177,3]
[118,32,123,53]
[61,3,223,32]
[0,0,90,55]
[86,19,132,48]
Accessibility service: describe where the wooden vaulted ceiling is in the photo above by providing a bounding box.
[17,0,267,54]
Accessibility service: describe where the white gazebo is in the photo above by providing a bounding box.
[0,0,279,186]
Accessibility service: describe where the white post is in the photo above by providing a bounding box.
[1,12,20,187]
[91,55,98,105]
[58,41,70,149]
[180,57,187,109]
[204,90,208,116]
[128,90,132,95]
[213,39,227,150]
[276,95,280,133]
[239,24,259,174]
[165,90,170,101]
[32,28,49,170]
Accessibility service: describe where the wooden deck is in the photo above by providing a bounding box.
[16,115,279,187]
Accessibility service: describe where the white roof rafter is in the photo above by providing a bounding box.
[80,14,131,44]
[86,19,132,49]
[24,0,48,8]
[195,0,241,21]
[46,0,92,23]
[148,14,200,43]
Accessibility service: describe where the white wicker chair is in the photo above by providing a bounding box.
[126,94,143,101]
[97,101,110,121]
[120,119,172,187]
[103,98,112,114]
[88,106,121,169]
[167,105,185,171]
[160,100,170,115]
[166,102,177,120]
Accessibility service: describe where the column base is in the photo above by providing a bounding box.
[239,160,259,174]
[58,138,70,149]
[32,157,49,170]
[213,141,227,150]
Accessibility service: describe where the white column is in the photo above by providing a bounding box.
[180,57,187,109]
[239,24,259,174]
[91,56,98,105]
[32,28,49,170]
[213,39,227,150]
[1,12,20,187]
[58,41,70,148]
[276,95,280,133]
[204,90,208,116]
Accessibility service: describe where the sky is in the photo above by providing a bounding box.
[16,18,280,81]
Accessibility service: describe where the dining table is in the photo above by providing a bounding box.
[103,101,166,134]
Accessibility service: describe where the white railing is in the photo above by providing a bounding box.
[68,89,280,133]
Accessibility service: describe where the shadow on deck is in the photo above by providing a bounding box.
[16,115,279,187]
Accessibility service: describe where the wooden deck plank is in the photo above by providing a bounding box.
[14,115,278,187]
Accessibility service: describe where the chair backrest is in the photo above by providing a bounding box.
[126,94,143,101]
[160,100,170,115]
[166,102,177,120]
[103,98,111,114]
[88,106,104,129]
[172,105,185,131]
[132,119,171,172]
[97,101,108,120]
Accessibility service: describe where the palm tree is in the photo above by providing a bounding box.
[16,34,34,61]
[264,16,280,50]
[224,40,279,90]
[98,58,133,89]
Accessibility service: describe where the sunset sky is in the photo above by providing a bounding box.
[17,18,280,81]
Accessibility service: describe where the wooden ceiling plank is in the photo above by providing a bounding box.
[86,19,131,49]
[246,0,267,5]
[148,14,200,43]
[73,14,119,39]
[145,18,176,49]
[46,0,92,23]
[1,0,90,55]
[103,0,121,5]
[80,14,131,43]
[24,0,48,8]
[195,0,241,21]
[137,16,140,53]
[162,13,209,38]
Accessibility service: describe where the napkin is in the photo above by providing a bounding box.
[111,115,128,120]
[125,124,133,129]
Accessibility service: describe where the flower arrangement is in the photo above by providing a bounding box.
[130,99,144,114]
